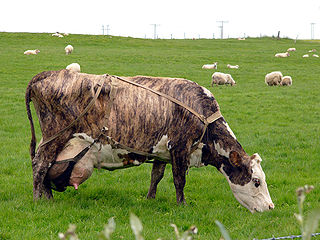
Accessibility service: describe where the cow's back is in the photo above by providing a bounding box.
[28,70,220,156]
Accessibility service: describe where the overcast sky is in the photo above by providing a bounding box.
[1,0,319,39]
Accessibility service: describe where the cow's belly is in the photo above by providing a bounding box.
[49,132,204,189]
[57,133,145,170]
[48,133,144,189]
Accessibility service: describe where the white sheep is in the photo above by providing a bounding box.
[66,63,81,72]
[312,54,319,58]
[308,49,316,53]
[227,64,239,69]
[265,71,283,86]
[52,32,64,38]
[65,45,74,55]
[24,49,40,55]
[280,76,292,86]
[211,72,236,86]
[302,54,309,58]
[275,52,290,58]
[202,62,218,69]
[287,48,296,52]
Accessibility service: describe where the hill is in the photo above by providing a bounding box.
[0,32,319,239]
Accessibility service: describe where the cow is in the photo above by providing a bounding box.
[26,69,274,213]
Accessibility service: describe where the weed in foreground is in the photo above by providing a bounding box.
[215,185,320,240]
[58,212,197,240]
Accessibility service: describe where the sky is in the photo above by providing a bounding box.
[1,0,320,39]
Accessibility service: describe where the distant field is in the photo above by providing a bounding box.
[0,32,319,239]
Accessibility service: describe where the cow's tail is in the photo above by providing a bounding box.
[25,82,37,159]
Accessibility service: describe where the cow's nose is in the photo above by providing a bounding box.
[269,203,275,210]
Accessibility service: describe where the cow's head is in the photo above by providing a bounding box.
[219,151,274,213]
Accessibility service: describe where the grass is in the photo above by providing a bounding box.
[0,32,319,239]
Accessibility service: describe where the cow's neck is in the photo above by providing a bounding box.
[202,119,247,169]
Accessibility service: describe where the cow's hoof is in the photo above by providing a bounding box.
[177,200,187,206]
[146,193,156,199]
[33,185,53,200]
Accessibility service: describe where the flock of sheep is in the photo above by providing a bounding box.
[23,34,317,89]
[274,47,319,58]
[202,61,293,87]
[202,46,318,88]
[23,32,80,72]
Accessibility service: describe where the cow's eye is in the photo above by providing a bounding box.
[252,178,260,188]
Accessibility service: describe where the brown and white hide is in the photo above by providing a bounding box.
[26,70,274,213]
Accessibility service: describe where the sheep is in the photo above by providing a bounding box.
[312,54,319,58]
[280,76,292,86]
[66,63,81,72]
[211,72,236,86]
[227,64,239,69]
[65,45,74,55]
[302,54,309,58]
[52,32,64,38]
[308,49,317,52]
[202,62,218,69]
[24,49,40,55]
[265,71,283,86]
[287,48,296,52]
[275,52,290,58]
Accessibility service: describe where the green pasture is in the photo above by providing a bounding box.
[0,32,319,239]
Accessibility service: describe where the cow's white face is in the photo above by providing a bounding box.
[220,153,274,213]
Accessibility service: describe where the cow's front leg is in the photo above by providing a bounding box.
[147,160,167,199]
[171,150,188,205]
[32,152,53,200]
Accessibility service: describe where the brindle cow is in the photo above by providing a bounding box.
[26,69,274,213]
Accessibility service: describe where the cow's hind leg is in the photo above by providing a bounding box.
[32,152,53,200]
[171,148,188,205]
[147,160,166,199]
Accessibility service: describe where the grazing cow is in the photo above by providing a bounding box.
[26,69,274,213]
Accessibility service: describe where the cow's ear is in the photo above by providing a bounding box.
[229,151,243,168]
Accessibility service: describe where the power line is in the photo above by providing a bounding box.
[216,20,229,39]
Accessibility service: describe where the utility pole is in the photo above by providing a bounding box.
[151,24,160,39]
[311,23,316,39]
[106,25,110,36]
[216,20,228,39]
[101,25,105,35]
